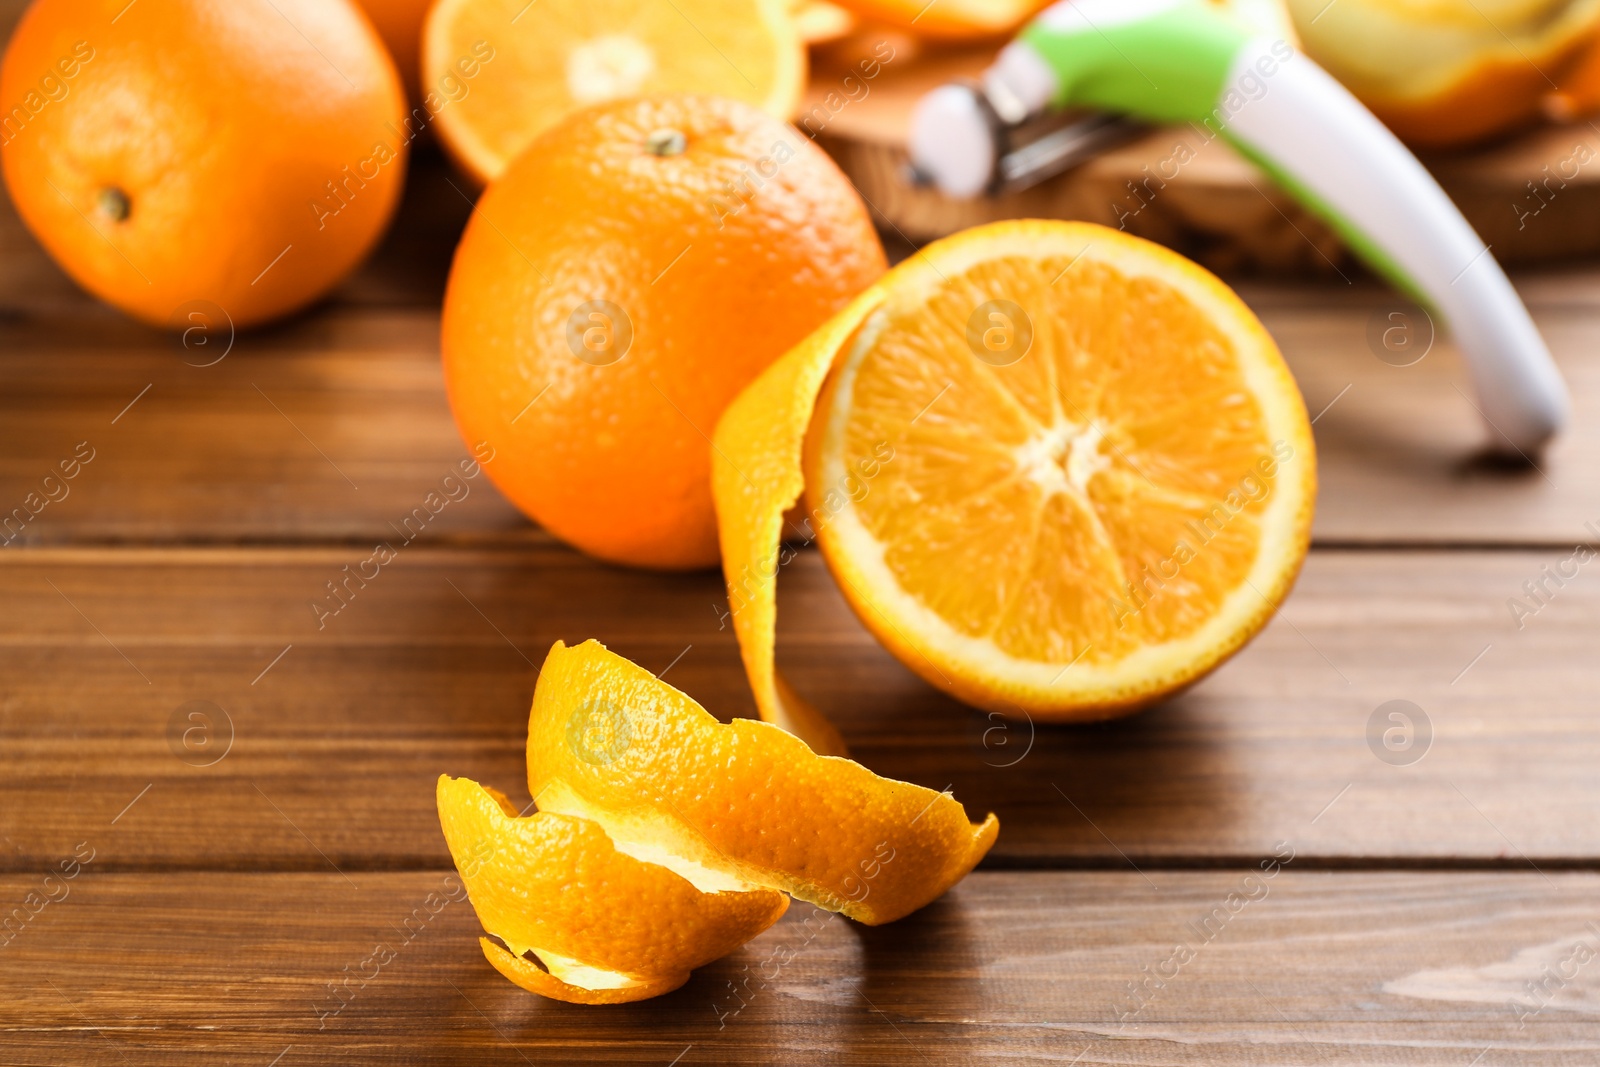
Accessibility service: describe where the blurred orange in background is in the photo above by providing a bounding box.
[1287,0,1600,147]
[0,0,407,328]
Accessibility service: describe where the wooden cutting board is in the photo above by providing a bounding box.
[802,32,1600,275]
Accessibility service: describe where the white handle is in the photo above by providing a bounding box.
[1222,40,1568,453]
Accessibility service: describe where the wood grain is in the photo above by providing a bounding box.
[3,869,1597,1064]
[2,545,1594,870]
[6,155,1600,546]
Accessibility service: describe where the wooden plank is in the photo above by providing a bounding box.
[0,303,526,545]
[3,545,1595,869]
[2,869,1597,1064]
[5,115,1600,545]
[9,275,1600,547]
[8,159,1600,545]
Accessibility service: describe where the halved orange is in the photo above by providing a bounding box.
[423,0,806,184]
[713,220,1316,725]
[437,775,788,1003]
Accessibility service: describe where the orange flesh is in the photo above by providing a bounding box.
[811,254,1278,668]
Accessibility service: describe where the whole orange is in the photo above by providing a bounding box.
[441,94,886,570]
[0,0,407,329]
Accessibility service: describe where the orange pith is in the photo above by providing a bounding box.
[713,220,1316,729]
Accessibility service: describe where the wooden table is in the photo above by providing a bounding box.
[7,122,1600,1067]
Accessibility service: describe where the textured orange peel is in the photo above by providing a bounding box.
[437,639,997,1004]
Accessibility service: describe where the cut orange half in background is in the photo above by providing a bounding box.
[1286,0,1600,146]
[423,0,806,184]
[714,221,1316,729]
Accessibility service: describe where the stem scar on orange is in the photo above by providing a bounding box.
[441,93,887,571]
[0,0,408,329]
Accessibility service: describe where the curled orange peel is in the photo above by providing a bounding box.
[439,640,996,1003]
[437,774,788,1004]
[710,284,888,758]
[528,639,996,927]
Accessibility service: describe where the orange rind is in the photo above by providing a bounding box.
[438,641,998,1003]
[437,775,788,1003]
[712,220,1315,726]
[528,640,998,926]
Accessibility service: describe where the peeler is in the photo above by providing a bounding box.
[907,0,1569,455]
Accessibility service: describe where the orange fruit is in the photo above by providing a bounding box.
[527,640,997,924]
[354,0,433,99]
[713,221,1316,725]
[423,0,805,186]
[1287,0,1600,147]
[438,775,788,1003]
[0,0,407,329]
[825,0,1049,39]
[441,94,886,571]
